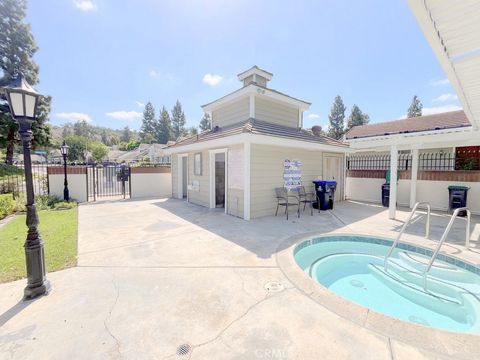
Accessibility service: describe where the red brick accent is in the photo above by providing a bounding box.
[417,171,480,182]
[347,170,386,178]
[130,166,171,174]
[398,171,411,180]
[47,166,87,175]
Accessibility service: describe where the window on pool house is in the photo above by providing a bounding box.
[194,153,202,175]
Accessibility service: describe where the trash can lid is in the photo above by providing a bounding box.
[312,180,337,185]
[448,185,470,190]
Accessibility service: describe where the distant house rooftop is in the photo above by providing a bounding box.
[344,110,471,140]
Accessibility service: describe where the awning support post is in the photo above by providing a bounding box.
[389,144,398,219]
[410,149,419,208]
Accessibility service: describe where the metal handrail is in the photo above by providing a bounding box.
[422,207,471,290]
[384,201,431,271]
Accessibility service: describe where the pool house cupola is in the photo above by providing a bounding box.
[237,65,273,88]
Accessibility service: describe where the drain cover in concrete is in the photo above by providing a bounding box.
[264,281,284,293]
[176,343,191,356]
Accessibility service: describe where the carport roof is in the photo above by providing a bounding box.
[408,0,480,130]
[345,110,471,140]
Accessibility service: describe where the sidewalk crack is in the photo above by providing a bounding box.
[161,288,294,359]
[104,278,121,358]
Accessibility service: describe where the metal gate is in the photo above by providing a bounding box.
[87,164,131,201]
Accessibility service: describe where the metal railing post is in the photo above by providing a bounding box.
[384,201,431,271]
[422,207,471,290]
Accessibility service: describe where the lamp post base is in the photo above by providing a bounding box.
[24,280,51,300]
[23,239,51,300]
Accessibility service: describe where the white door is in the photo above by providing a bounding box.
[323,155,344,202]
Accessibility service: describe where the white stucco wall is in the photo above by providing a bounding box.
[346,177,480,214]
[130,173,172,199]
[49,173,88,203]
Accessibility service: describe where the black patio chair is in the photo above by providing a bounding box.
[298,185,315,216]
[275,187,300,220]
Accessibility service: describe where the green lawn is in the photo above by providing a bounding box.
[0,208,78,283]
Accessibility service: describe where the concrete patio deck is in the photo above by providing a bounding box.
[1,198,479,359]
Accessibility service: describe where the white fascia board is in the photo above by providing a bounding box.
[407,0,478,130]
[259,88,311,112]
[238,67,273,81]
[202,85,310,113]
[164,134,246,154]
[165,133,351,155]
[247,133,351,153]
[347,127,477,151]
[202,87,251,113]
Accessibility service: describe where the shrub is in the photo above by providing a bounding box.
[0,194,14,219]
[0,164,24,178]
[0,194,77,218]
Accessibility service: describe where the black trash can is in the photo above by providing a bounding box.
[448,185,469,216]
[381,183,390,207]
[312,180,337,210]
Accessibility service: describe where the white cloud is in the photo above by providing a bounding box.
[432,93,458,103]
[430,78,449,86]
[105,110,142,121]
[149,70,176,83]
[202,73,223,86]
[307,113,320,119]
[73,0,97,11]
[422,104,462,115]
[135,101,145,108]
[149,70,161,78]
[55,112,92,123]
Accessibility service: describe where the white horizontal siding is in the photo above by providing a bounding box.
[255,97,299,128]
[187,150,210,207]
[250,144,324,218]
[212,98,249,127]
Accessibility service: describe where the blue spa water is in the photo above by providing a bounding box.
[294,235,480,334]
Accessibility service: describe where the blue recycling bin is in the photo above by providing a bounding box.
[312,180,337,210]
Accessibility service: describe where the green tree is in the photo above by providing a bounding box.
[90,141,108,162]
[109,134,119,146]
[140,102,156,143]
[125,139,140,151]
[171,100,186,140]
[121,126,132,142]
[142,132,154,144]
[407,95,423,118]
[73,120,92,138]
[187,126,198,136]
[327,95,347,140]
[346,104,370,131]
[0,0,51,164]
[199,113,211,131]
[157,106,171,144]
[62,124,73,138]
[64,135,88,162]
[100,129,109,145]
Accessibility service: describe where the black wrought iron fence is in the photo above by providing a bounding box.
[0,163,50,198]
[347,154,411,171]
[418,153,456,170]
[347,152,480,171]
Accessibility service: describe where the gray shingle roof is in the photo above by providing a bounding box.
[168,119,348,148]
[345,110,470,140]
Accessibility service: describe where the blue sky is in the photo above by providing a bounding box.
[27,0,461,131]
